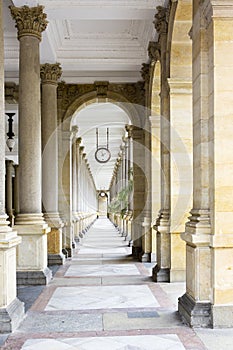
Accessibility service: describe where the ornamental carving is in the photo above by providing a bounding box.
[140,63,150,85]
[148,41,161,63]
[5,83,19,103]
[40,63,62,84]
[94,81,109,97]
[9,5,48,41]
[57,81,145,111]
[153,6,168,35]
[109,82,145,105]
[57,82,94,110]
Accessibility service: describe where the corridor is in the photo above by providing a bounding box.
[0,218,217,350]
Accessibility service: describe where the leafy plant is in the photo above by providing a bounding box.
[108,168,133,218]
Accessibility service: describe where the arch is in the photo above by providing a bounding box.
[61,89,144,132]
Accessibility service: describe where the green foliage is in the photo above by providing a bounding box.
[108,168,133,218]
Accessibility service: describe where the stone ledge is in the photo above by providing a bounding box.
[48,253,65,266]
[152,265,170,282]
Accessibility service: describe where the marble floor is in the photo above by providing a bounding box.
[1,218,232,350]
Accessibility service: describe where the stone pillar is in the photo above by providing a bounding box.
[132,126,145,259]
[74,137,82,243]
[168,79,192,282]
[179,0,233,328]
[5,160,14,227]
[13,164,20,216]
[150,115,161,264]
[71,126,78,245]
[10,5,52,285]
[0,1,24,333]
[152,7,171,281]
[61,130,74,257]
[40,62,65,266]
[125,124,133,245]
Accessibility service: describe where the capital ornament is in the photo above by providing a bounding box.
[40,63,62,85]
[9,5,48,41]
[153,6,168,35]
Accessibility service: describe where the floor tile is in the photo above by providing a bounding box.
[21,335,186,350]
[65,264,140,277]
[45,285,160,311]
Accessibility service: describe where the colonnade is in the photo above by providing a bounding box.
[1,0,233,332]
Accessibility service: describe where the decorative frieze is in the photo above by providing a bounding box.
[9,5,48,41]
[40,63,62,85]
[57,81,145,111]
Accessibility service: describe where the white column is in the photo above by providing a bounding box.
[10,5,51,285]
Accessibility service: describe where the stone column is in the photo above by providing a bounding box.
[132,126,145,259]
[10,5,51,285]
[150,115,161,264]
[168,79,192,282]
[6,160,14,227]
[179,0,233,328]
[40,62,65,266]
[71,126,78,245]
[13,164,20,216]
[74,137,82,243]
[125,124,133,245]
[61,130,74,257]
[152,7,171,281]
[0,1,24,333]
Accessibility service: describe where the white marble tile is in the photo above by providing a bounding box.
[65,264,140,277]
[78,247,128,254]
[45,285,159,311]
[22,335,186,350]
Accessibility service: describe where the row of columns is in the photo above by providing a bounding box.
[1,3,98,332]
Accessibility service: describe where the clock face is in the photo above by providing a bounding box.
[95,147,111,163]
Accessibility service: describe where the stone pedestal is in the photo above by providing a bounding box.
[44,213,65,266]
[0,217,24,332]
[15,214,52,285]
[152,209,170,282]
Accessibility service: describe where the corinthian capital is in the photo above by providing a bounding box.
[153,6,168,35]
[9,5,48,41]
[40,63,62,85]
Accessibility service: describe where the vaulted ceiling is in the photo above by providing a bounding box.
[4,0,165,190]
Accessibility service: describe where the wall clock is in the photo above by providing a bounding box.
[95,147,111,163]
[95,128,111,163]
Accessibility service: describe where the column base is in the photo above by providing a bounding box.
[62,248,68,258]
[178,293,211,328]
[66,247,72,258]
[152,265,170,282]
[0,298,24,333]
[132,246,142,259]
[139,251,151,262]
[48,253,65,266]
[17,267,52,286]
